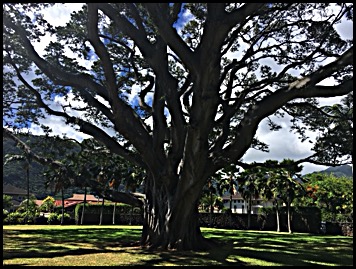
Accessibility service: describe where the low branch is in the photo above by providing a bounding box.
[84,179,144,207]
[139,75,154,113]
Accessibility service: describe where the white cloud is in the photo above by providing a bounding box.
[242,116,328,174]
[29,115,91,142]
[42,3,84,27]
[335,20,353,40]
[26,92,91,141]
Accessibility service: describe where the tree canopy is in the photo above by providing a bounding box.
[296,172,353,222]
[3,3,353,250]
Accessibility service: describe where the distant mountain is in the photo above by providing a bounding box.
[309,164,353,178]
[3,133,82,199]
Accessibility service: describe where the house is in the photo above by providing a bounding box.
[58,193,103,209]
[222,192,274,214]
[3,183,35,212]
[36,193,104,212]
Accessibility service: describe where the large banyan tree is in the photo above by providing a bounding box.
[3,3,353,250]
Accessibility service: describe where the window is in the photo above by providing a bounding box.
[18,196,22,201]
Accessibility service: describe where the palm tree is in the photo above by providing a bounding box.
[261,169,284,232]
[262,168,303,233]
[44,166,71,225]
[97,169,107,226]
[109,178,121,225]
[76,165,94,225]
[238,167,263,229]
[279,159,304,234]
[73,149,95,225]
[58,169,70,225]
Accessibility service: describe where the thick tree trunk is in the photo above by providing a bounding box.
[140,174,217,251]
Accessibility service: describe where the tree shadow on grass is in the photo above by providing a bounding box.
[3,228,353,266]
[3,229,245,266]
[3,228,142,261]
[201,231,353,266]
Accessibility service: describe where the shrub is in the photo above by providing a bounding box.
[40,196,55,213]
[56,213,71,223]
[47,213,60,224]
[4,211,25,224]
[259,206,274,215]
[3,209,9,219]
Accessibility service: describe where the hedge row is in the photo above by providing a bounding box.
[3,205,352,236]
[74,203,141,225]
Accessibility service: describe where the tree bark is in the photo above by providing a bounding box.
[140,174,217,251]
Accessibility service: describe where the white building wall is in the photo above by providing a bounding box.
[222,197,274,214]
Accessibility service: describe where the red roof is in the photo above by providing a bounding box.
[49,193,103,208]
[35,200,43,207]
[54,200,83,208]
[66,193,103,202]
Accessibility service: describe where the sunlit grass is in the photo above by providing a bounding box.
[237,256,284,266]
[3,225,353,266]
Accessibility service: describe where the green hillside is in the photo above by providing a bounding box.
[3,134,82,199]
[322,165,353,177]
[306,165,353,179]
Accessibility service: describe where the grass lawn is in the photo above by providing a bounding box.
[3,225,353,266]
